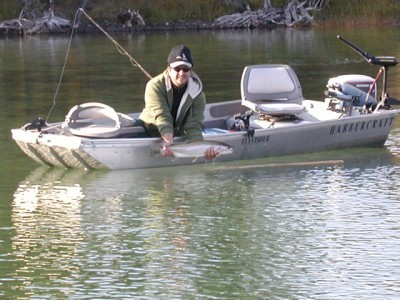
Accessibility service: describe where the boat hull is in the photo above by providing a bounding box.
[11,106,398,170]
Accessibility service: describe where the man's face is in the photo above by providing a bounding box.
[168,65,191,88]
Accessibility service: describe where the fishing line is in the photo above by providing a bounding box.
[46,8,152,122]
[45,9,80,122]
[79,8,152,79]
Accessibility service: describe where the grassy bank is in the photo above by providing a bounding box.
[315,0,400,26]
[1,0,399,26]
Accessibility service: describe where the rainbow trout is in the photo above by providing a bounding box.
[166,140,234,159]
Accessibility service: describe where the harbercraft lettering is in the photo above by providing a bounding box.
[330,117,395,135]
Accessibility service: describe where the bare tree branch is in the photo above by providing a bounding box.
[0,0,71,34]
[213,0,329,29]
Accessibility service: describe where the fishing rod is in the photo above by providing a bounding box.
[46,8,152,122]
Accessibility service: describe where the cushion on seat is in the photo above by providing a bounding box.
[240,64,306,115]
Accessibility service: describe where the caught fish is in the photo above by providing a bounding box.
[165,140,234,159]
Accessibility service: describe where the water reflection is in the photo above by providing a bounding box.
[386,127,400,163]
[9,144,400,298]
[11,168,84,298]
[11,165,259,298]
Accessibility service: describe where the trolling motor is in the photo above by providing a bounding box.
[337,35,399,110]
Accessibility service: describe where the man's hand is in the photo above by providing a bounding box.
[162,133,174,145]
[161,133,174,157]
[161,144,174,157]
[204,147,219,160]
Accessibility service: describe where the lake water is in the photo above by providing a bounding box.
[1,26,400,299]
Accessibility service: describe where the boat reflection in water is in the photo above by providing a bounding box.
[11,167,85,296]
[11,164,253,297]
[9,137,400,298]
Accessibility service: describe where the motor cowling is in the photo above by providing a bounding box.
[325,74,377,108]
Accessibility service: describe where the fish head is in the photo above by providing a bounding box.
[214,142,234,155]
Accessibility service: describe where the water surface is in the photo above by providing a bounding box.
[1,27,400,299]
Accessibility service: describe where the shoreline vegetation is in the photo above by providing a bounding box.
[0,0,399,35]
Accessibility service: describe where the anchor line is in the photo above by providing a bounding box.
[46,8,152,122]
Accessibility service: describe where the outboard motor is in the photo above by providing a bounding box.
[336,35,399,111]
[325,74,378,114]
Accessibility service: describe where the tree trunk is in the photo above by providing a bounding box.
[43,0,54,17]
[263,0,272,10]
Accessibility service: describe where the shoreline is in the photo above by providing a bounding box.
[1,16,399,37]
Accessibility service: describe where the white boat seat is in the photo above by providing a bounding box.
[240,64,306,115]
[62,102,145,138]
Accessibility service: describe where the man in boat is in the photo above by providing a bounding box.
[139,45,218,159]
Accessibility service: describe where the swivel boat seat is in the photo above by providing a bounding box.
[62,102,145,138]
[240,64,306,116]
